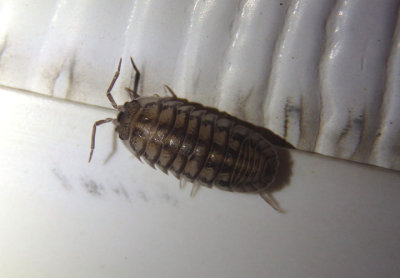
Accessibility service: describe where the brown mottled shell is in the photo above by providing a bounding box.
[116,96,278,193]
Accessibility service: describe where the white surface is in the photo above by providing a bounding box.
[0,0,399,169]
[1,87,399,277]
[1,1,400,277]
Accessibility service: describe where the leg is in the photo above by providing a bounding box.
[89,118,115,162]
[104,130,118,164]
[126,56,141,99]
[163,84,177,98]
[179,179,187,189]
[106,58,122,109]
[190,181,200,197]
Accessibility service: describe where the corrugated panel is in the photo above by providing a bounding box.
[0,0,399,170]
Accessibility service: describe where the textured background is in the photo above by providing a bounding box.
[0,0,399,170]
[1,1,400,278]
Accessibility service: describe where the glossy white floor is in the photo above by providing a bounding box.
[1,85,399,277]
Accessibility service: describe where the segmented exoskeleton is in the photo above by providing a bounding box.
[89,58,282,211]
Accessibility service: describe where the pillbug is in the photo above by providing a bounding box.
[89,58,285,211]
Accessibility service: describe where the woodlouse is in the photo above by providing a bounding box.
[89,58,283,211]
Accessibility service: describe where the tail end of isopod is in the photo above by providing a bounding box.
[259,192,285,213]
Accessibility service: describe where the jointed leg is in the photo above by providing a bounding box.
[179,179,187,189]
[164,84,177,98]
[106,58,122,109]
[104,130,118,164]
[125,56,141,99]
[190,182,200,197]
[89,118,115,162]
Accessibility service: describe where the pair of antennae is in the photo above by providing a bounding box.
[88,57,177,163]
[88,57,139,163]
[106,57,140,109]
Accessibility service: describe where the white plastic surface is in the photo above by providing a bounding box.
[1,1,400,277]
[0,0,399,169]
[1,87,400,277]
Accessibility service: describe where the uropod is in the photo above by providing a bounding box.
[89,58,284,212]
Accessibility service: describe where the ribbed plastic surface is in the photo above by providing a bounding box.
[0,0,399,169]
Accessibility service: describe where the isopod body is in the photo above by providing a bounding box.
[90,58,284,211]
[117,96,278,193]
